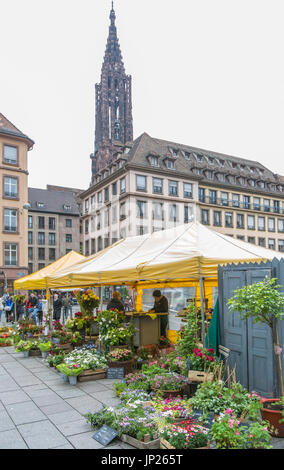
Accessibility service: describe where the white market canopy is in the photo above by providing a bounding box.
[46,221,283,289]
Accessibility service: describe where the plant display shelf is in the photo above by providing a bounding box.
[188,370,214,383]
[120,434,160,449]
[78,368,107,382]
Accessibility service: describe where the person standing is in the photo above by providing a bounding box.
[148,290,169,337]
[4,294,14,323]
[0,296,4,323]
[62,294,72,320]
[107,291,125,313]
[28,293,39,325]
[53,293,62,321]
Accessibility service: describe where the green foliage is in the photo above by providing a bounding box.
[38,341,52,352]
[56,363,83,376]
[176,303,201,357]
[227,277,284,328]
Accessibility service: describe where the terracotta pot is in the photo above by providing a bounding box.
[260,398,284,438]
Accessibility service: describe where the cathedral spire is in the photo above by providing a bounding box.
[91,3,133,180]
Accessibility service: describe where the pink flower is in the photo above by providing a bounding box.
[235,431,240,436]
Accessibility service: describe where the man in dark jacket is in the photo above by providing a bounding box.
[53,293,62,321]
[149,290,169,337]
[107,291,125,313]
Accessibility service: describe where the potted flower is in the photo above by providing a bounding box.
[228,277,284,436]
[0,337,13,347]
[210,409,272,449]
[152,397,192,423]
[160,421,210,449]
[15,340,33,357]
[56,363,83,385]
[150,372,187,398]
[158,336,175,355]
[38,341,52,358]
[107,348,134,375]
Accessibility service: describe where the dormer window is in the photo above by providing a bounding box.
[238,176,246,185]
[258,181,265,189]
[217,173,225,182]
[250,179,256,187]
[206,170,213,179]
[270,184,276,191]
[63,204,71,212]
[149,156,159,167]
[170,148,179,157]
[183,151,191,161]
[37,202,44,208]
[228,175,235,184]
[166,159,175,170]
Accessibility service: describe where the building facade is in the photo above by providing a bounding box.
[0,113,34,294]
[27,186,82,274]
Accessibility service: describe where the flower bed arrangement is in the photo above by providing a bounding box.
[160,420,210,449]
[56,363,83,384]
[0,337,13,347]
[150,373,187,398]
[15,339,41,356]
[188,347,217,372]
[151,397,192,423]
[73,289,100,316]
[62,346,108,381]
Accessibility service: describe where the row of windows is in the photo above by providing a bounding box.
[28,251,73,274]
[28,247,73,262]
[200,209,284,232]
[28,216,73,230]
[236,235,284,252]
[199,188,284,214]
[84,177,194,213]
[28,232,73,245]
[85,203,193,233]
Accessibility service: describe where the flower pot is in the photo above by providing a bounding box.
[260,398,284,438]
[26,333,33,338]
[68,375,78,385]
[60,373,69,382]
[41,352,47,359]
[23,351,30,358]
[107,358,135,376]
[159,389,183,399]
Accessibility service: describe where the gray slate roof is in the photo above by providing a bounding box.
[28,187,80,216]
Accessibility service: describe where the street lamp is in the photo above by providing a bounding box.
[20,202,31,214]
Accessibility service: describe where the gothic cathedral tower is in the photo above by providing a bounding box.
[91,3,133,182]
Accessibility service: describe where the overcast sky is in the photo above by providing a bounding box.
[1,0,284,191]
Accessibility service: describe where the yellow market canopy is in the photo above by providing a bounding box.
[47,221,283,288]
[14,250,85,291]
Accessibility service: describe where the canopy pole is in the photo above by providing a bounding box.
[199,277,206,345]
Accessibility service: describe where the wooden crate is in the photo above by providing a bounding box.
[29,349,41,357]
[78,368,106,382]
[161,438,210,449]
[188,370,214,383]
[120,434,160,450]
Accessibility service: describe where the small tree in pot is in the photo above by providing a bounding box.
[227,277,284,435]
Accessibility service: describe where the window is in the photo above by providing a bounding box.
[137,201,146,218]
[105,209,110,227]
[91,239,96,254]
[209,190,217,204]
[248,237,255,244]
[120,202,126,220]
[28,215,33,229]
[66,219,72,228]
[258,217,265,231]
[213,211,222,227]
[28,263,33,274]
[237,214,244,229]
[247,215,255,230]
[90,217,95,232]
[264,199,270,212]
[38,216,45,229]
[97,236,103,251]
[243,195,250,209]
[278,219,284,233]
[4,208,17,232]
[153,178,163,194]
[4,177,18,198]
[258,238,266,247]
[104,234,110,248]
[253,197,261,211]
[153,202,163,220]
[184,206,192,223]
[218,173,225,182]
[28,231,33,245]
[85,240,89,256]
[225,212,233,228]
[150,156,159,167]
[268,238,275,250]
[237,235,245,241]
[201,209,209,225]
[207,170,213,180]
[104,187,109,202]
[38,248,45,260]
[97,213,101,230]
[169,181,178,196]
[112,182,117,196]
[49,248,56,261]
[268,218,275,232]
[85,199,89,213]
[91,196,95,210]
[232,194,240,208]
[274,200,280,214]
[3,145,18,164]
[48,217,55,230]
[112,206,117,223]
[98,191,102,204]
[278,240,284,252]
[66,234,72,243]
[184,183,193,199]
[38,232,45,245]
[199,188,205,203]
[120,178,126,194]
[166,159,174,170]
[63,204,71,211]
[169,204,178,222]
[85,220,89,234]
[38,263,45,270]
[136,175,146,192]
[221,192,229,206]
[137,226,147,235]
[28,247,33,260]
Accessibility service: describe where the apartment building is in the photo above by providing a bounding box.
[0,113,34,293]
[27,186,82,273]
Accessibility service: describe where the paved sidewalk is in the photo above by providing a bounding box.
[0,345,134,449]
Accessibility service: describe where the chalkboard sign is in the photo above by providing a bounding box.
[202,412,215,430]
[93,425,118,446]
[106,367,124,379]
[192,409,203,421]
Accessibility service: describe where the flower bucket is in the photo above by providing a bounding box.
[41,352,47,359]
[159,389,183,399]
[23,351,30,358]
[69,376,78,385]
[260,398,284,438]
[60,373,69,383]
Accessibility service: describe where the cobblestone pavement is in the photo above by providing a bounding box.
[0,345,283,449]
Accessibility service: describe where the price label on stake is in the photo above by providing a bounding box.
[93,425,118,446]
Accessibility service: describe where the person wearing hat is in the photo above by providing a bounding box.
[149,290,169,337]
